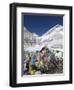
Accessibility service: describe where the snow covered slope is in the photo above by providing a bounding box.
[24,24,63,52]
[40,24,63,50]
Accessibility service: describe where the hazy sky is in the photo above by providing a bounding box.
[23,15,63,36]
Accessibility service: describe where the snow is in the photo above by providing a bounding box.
[33,33,39,37]
[24,24,63,52]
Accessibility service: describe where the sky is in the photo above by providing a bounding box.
[23,15,63,36]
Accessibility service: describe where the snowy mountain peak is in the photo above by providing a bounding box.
[42,24,63,37]
[24,24,63,52]
[24,27,39,37]
[24,27,27,31]
[33,33,39,37]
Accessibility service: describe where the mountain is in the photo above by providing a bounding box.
[39,24,63,50]
[33,33,39,37]
[24,24,63,52]
[41,24,62,37]
[23,27,37,48]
